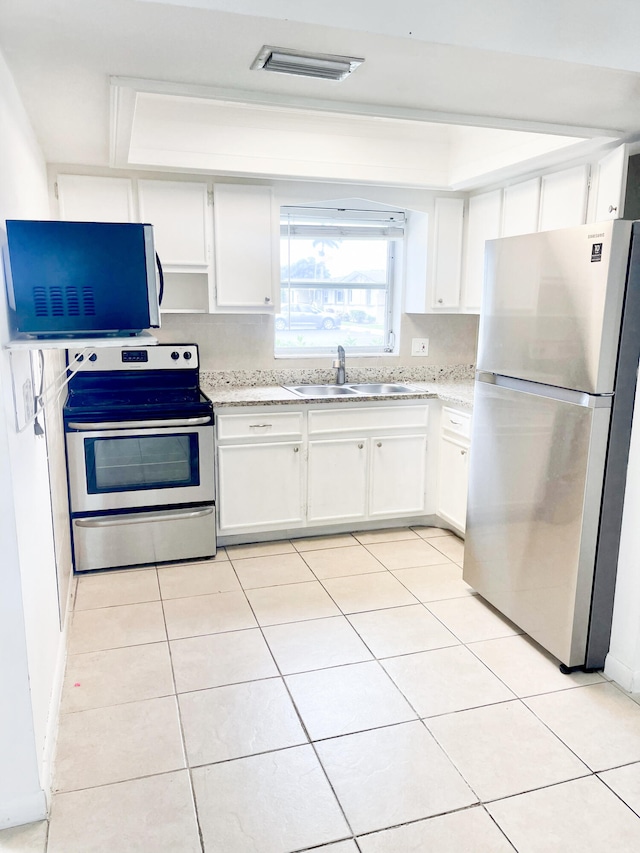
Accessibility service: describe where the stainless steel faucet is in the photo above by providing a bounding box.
[334,345,346,385]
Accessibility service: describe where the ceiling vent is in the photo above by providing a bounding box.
[251,46,364,81]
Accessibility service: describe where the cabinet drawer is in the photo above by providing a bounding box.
[441,407,471,440]
[308,405,429,436]
[216,411,304,442]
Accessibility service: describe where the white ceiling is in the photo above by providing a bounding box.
[1,0,638,188]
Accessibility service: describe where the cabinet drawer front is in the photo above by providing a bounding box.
[441,407,471,439]
[308,405,429,436]
[216,411,304,441]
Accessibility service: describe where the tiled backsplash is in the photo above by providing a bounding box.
[200,363,475,389]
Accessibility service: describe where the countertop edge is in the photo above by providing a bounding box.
[203,381,474,411]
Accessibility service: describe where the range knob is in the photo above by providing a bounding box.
[88,353,97,362]
[183,351,192,360]
[171,351,180,360]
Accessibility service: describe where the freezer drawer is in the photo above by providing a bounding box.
[72,504,216,572]
[463,379,611,667]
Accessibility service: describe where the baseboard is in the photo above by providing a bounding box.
[39,572,74,808]
[217,514,449,547]
[604,652,640,693]
[0,790,47,830]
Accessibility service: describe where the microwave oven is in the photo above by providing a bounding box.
[2,220,161,338]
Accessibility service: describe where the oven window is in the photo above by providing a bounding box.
[84,433,200,493]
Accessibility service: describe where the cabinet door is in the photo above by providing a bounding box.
[57,174,134,223]
[593,145,627,222]
[437,434,469,532]
[308,439,368,523]
[213,184,275,310]
[369,434,427,517]
[138,180,210,265]
[462,190,502,313]
[403,211,429,313]
[539,165,589,232]
[502,178,540,237]
[217,441,303,532]
[431,198,464,309]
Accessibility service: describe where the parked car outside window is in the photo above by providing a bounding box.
[275,304,342,331]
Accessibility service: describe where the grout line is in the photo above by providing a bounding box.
[52,766,200,798]
[483,804,520,852]
[233,551,362,849]
[160,587,206,853]
[595,769,640,821]
[54,536,640,850]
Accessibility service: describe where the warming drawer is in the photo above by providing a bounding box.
[72,505,216,572]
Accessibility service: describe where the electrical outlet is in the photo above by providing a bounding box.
[411,338,429,356]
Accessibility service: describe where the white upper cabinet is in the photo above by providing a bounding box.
[138,180,210,265]
[403,210,429,313]
[212,184,276,311]
[138,180,213,314]
[538,165,589,232]
[592,145,628,222]
[431,197,464,309]
[461,189,502,313]
[502,177,541,237]
[57,174,134,223]
[404,199,464,314]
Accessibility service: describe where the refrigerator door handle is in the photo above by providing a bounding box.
[476,372,614,409]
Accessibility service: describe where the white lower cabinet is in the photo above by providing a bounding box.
[217,442,304,532]
[437,407,471,533]
[308,438,368,523]
[437,435,469,532]
[370,434,427,517]
[216,402,433,537]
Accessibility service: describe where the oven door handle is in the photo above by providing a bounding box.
[75,506,215,528]
[66,416,212,430]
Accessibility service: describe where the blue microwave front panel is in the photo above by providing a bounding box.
[4,220,159,336]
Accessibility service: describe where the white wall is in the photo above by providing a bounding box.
[0,48,66,828]
[605,371,640,691]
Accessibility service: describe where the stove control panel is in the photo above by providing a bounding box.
[68,344,199,371]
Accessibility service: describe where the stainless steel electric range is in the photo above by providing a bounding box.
[63,344,215,573]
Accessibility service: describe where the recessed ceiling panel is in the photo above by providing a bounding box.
[116,83,599,188]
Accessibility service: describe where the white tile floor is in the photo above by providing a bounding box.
[6,527,640,852]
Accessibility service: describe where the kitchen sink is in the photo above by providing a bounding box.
[284,382,421,398]
[285,385,360,397]
[346,383,420,395]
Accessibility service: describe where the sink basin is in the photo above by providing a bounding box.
[285,384,360,397]
[346,383,420,395]
[284,382,421,397]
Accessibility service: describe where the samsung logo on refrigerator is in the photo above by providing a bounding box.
[2,220,161,339]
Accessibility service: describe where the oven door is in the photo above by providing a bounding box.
[65,418,214,513]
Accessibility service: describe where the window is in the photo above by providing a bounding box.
[276,206,404,356]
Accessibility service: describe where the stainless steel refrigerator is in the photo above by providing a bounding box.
[463,219,640,671]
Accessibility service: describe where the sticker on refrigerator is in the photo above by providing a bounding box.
[591,243,603,262]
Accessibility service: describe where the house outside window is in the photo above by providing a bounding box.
[276,206,404,356]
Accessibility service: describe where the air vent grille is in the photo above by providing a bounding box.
[251,46,364,82]
[66,286,80,316]
[30,285,98,317]
[33,286,48,317]
[50,286,64,316]
[82,286,96,316]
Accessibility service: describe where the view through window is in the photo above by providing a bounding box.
[276,207,404,355]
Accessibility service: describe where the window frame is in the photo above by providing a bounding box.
[276,206,404,358]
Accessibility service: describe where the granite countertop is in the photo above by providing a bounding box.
[202,375,475,411]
